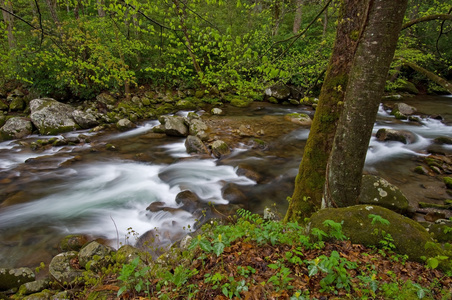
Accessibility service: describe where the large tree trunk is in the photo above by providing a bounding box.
[1,0,15,48]
[284,0,367,223]
[323,0,408,208]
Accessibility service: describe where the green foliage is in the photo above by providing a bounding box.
[117,257,150,297]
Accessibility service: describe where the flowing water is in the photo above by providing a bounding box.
[0,95,451,268]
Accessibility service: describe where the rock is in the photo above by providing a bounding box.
[222,183,247,204]
[189,119,209,140]
[0,100,9,111]
[9,97,25,111]
[264,85,291,101]
[0,117,33,140]
[284,113,312,126]
[96,93,116,105]
[237,124,255,137]
[394,80,419,94]
[30,98,80,135]
[0,268,35,291]
[358,175,410,214]
[18,279,50,296]
[176,99,197,110]
[210,140,231,158]
[230,96,253,108]
[175,190,201,213]
[443,177,452,189]
[185,135,209,155]
[426,223,452,243]
[414,166,429,175]
[59,234,90,252]
[211,108,223,115]
[375,128,416,144]
[424,211,446,222]
[135,229,172,258]
[391,102,417,116]
[116,245,145,264]
[236,165,262,183]
[159,115,189,137]
[49,251,83,284]
[309,205,445,265]
[434,136,452,145]
[72,110,99,129]
[78,241,114,271]
[116,118,136,131]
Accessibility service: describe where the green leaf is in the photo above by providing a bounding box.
[213,242,225,256]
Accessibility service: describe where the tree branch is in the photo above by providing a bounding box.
[402,14,452,30]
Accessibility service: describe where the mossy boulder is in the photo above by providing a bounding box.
[78,241,114,272]
[0,268,35,291]
[211,140,231,158]
[358,175,410,214]
[425,223,452,243]
[229,96,253,108]
[30,98,80,135]
[284,113,312,126]
[9,97,25,111]
[434,136,452,145]
[59,234,90,252]
[443,177,452,189]
[49,251,83,284]
[185,135,209,155]
[394,80,419,94]
[176,98,198,110]
[375,128,416,144]
[264,84,291,101]
[0,117,33,140]
[308,205,445,265]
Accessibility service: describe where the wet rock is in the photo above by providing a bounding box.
[434,136,452,145]
[236,124,255,137]
[211,140,230,158]
[264,84,291,101]
[284,113,312,126]
[135,229,172,258]
[236,165,262,183]
[391,102,417,119]
[185,135,209,155]
[78,241,114,272]
[358,175,410,214]
[176,99,198,110]
[0,100,9,111]
[72,110,99,129]
[159,115,188,137]
[116,118,136,131]
[59,234,90,252]
[146,201,169,212]
[211,108,223,115]
[49,251,83,284]
[222,183,247,204]
[424,211,446,222]
[0,117,33,140]
[309,205,445,265]
[229,96,253,108]
[0,268,35,291]
[394,80,419,94]
[414,166,429,175]
[189,119,209,140]
[175,190,201,213]
[116,245,147,264]
[426,222,452,243]
[375,128,416,144]
[30,98,80,135]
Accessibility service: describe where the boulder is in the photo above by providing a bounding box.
[391,102,417,119]
[9,97,25,111]
[189,119,209,140]
[96,93,116,105]
[49,251,83,284]
[284,113,312,126]
[176,99,198,110]
[17,279,50,296]
[30,98,80,135]
[375,128,416,144]
[185,135,209,155]
[230,96,253,108]
[264,85,291,101]
[72,110,99,129]
[434,136,452,145]
[159,115,189,137]
[0,100,9,111]
[394,80,419,94]
[78,241,114,271]
[116,245,145,264]
[358,175,410,214]
[59,234,90,252]
[0,268,35,291]
[175,190,201,213]
[0,117,33,140]
[308,205,445,265]
[116,118,136,131]
[210,140,231,158]
[222,183,247,204]
[211,108,223,115]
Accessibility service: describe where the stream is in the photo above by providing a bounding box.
[0,95,451,269]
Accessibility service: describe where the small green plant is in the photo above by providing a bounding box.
[117,257,150,297]
[221,278,248,299]
[368,214,390,226]
[267,261,294,291]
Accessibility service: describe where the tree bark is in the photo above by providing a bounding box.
[45,0,59,24]
[324,0,408,208]
[97,0,106,18]
[293,0,303,34]
[1,0,15,48]
[284,0,367,223]
[401,59,452,94]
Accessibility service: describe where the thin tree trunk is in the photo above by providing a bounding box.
[323,3,328,37]
[45,0,59,24]
[173,0,202,75]
[97,0,106,18]
[1,0,15,48]
[284,0,367,223]
[293,0,303,34]
[324,0,408,208]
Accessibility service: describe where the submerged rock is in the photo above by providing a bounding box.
[30,98,80,135]
[358,175,410,214]
[211,140,231,158]
[185,135,209,155]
